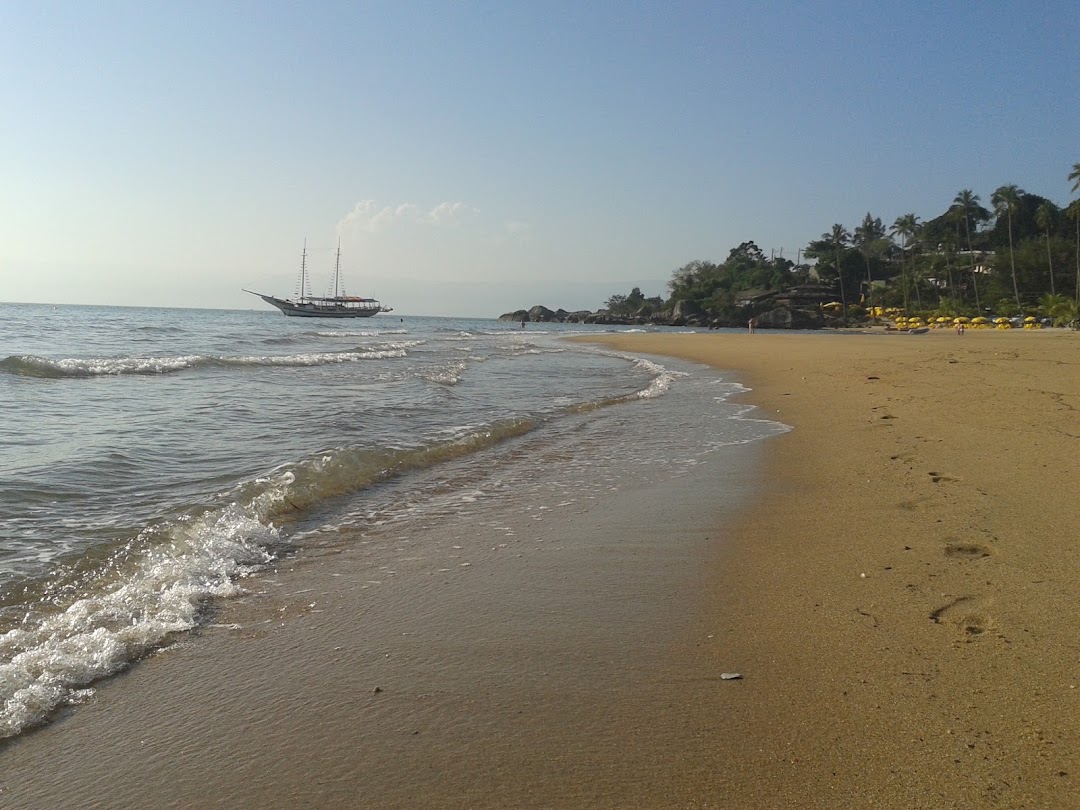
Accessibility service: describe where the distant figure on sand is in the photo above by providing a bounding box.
[748,318,756,334]
[956,322,965,335]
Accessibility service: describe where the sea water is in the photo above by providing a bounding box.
[0,302,787,738]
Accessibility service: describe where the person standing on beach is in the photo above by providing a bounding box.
[748,318,756,334]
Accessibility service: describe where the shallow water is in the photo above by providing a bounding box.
[0,302,786,737]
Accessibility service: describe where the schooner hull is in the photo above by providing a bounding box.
[247,292,386,318]
[244,244,390,319]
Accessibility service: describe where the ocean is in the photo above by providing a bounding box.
[0,302,787,739]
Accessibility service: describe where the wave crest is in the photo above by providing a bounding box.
[0,348,410,378]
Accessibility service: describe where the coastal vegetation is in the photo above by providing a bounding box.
[590,165,1080,328]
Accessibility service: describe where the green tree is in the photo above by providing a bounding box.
[991,184,1024,309]
[605,293,628,311]
[1035,201,1059,295]
[809,224,852,324]
[952,190,990,310]
[933,237,957,308]
[1069,164,1080,301]
[853,212,886,306]
[891,213,920,312]
[1039,293,1075,326]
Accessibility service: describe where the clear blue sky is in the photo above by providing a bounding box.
[2,1,1077,317]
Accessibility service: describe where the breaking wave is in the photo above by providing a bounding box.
[0,349,410,378]
[0,416,539,738]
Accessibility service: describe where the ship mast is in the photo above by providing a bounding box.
[295,239,312,303]
[333,240,343,299]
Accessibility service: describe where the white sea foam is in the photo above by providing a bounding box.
[3,348,410,377]
[418,360,467,385]
[315,328,408,337]
[229,349,408,366]
[0,504,277,737]
[631,357,684,399]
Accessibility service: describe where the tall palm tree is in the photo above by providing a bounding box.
[1068,199,1080,303]
[826,223,851,325]
[991,184,1024,309]
[941,236,956,308]
[1035,201,1059,295]
[1069,164,1080,302]
[853,213,885,307]
[945,205,966,298]
[891,213,919,312]
[952,190,988,310]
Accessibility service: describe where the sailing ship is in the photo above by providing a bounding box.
[245,242,391,318]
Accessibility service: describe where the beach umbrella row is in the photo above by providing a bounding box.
[893,315,1046,330]
[845,306,1046,329]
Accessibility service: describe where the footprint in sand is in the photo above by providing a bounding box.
[944,542,992,560]
[928,471,960,484]
[930,595,994,638]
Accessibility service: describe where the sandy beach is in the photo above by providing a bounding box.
[3,328,1080,809]
[582,328,1080,808]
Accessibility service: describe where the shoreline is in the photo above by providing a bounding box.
[3,329,1079,808]
[579,328,1080,807]
[0,353,767,809]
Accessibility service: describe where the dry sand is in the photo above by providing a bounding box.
[581,327,1080,809]
[2,328,1079,809]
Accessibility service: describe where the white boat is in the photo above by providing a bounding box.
[245,243,390,319]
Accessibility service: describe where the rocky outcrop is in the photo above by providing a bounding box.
[753,306,825,330]
[669,299,702,326]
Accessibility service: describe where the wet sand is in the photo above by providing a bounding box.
[4,328,1080,808]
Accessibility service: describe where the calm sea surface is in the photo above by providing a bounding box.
[0,302,787,738]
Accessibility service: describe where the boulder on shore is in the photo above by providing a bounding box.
[753,306,824,330]
[498,309,530,322]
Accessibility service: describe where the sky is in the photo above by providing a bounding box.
[2,1,1078,317]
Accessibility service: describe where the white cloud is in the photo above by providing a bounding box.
[425,201,480,226]
[336,200,419,234]
[336,199,482,235]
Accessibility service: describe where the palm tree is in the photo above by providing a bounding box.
[1069,164,1080,302]
[1068,199,1080,303]
[1035,201,1059,295]
[952,190,989,310]
[853,213,885,307]
[1039,293,1074,326]
[991,184,1023,309]
[826,223,851,325]
[940,236,956,308]
[945,205,967,298]
[891,213,920,312]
